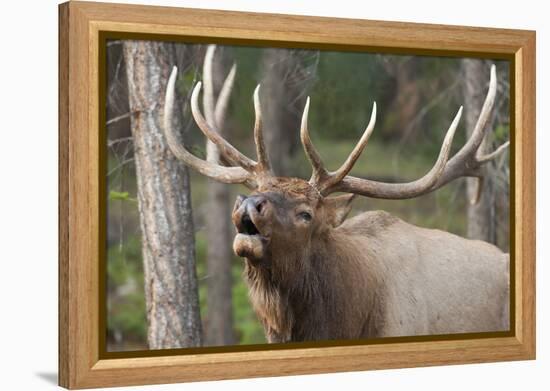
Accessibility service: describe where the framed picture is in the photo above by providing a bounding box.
[59,1,536,389]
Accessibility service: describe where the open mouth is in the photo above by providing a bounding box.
[232,201,270,261]
[233,212,264,260]
[236,211,261,236]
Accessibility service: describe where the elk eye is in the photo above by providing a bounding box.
[297,211,312,222]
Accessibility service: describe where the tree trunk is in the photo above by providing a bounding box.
[204,179,234,346]
[259,49,316,176]
[381,58,421,141]
[203,46,235,346]
[123,41,202,349]
[462,59,497,243]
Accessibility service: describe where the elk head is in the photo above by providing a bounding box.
[163,46,509,267]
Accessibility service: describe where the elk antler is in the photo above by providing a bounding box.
[163,45,273,188]
[301,64,509,199]
[164,66,252,185]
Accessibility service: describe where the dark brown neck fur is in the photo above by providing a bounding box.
[243,226,379,343]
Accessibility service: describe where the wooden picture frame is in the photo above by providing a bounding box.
[59,1,536,388]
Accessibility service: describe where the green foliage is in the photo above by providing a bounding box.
[194,232,208,320]
[230,47,263,133]
[108,190,136,202]
[494,124,510,143]
[107,235,147,345]
[177,67,198,93]
[308,51,383,140]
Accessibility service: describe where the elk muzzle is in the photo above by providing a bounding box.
[232,195,272,261]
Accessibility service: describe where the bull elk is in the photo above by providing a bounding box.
[163,46,510,343]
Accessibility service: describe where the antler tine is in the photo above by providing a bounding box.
[478,140,510,163]
[203,45,217,128]
[214,63,237,128]
[191,82,257,172]
[253,85,272,173]
[320,102,377,192]
[450,64,497,165]
[163,66,254,186]
[203,44,219,165]
[301,97,328,184]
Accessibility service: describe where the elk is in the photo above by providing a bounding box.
[163,47,510,342]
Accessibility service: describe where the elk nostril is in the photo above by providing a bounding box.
[235,195,247,210]
[256,199,266,214]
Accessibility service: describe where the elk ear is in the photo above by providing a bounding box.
[324,194,356,227]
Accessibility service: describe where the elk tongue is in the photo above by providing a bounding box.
[233,233,264,260]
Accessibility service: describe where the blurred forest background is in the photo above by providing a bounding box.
[105,41,510,351]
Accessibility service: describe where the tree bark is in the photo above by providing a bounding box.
[259,49,316,176]
[462,59,497,243]
[203,47,235,346]
[123,41,202,349]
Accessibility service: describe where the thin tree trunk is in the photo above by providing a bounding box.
[204,180,234,345]
[123,41,202,349]
[381,58,421,141]
[462,59,497,243]
[203,46,235,346]
[259,49,316,176]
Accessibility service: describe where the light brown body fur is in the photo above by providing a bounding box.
[340,211,509,337]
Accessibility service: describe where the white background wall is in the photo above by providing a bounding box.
[0,0,546,389]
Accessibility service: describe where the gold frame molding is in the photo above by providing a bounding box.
[59,1,536,388]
